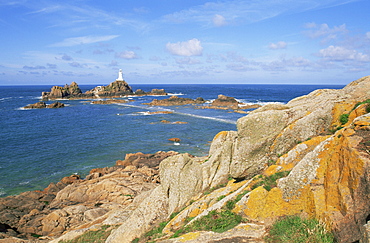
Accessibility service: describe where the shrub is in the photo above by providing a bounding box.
[339,113,349,125]
[265,216,335,243]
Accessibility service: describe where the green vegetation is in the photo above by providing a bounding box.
[265,216,335,243]
[144,221,168,239]
[172,209,242,238]
[251,171,290,191]
[267,159,276,166]
[354,99,370,112]
[60,225,114,243]
[330,99,370,133]
[339,113,349,125]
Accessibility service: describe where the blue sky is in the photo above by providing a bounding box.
[0,0,369,85]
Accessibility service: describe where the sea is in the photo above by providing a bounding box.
[0,83,344,197]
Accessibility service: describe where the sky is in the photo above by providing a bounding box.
[0,0,369,85]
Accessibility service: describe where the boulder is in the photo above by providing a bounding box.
[23,101,46,109]
[46,102,65,108]
[106,186,169,243]
[160,154,204,215]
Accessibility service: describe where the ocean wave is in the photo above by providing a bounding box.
[168,93,185,96]
[116,103,235,123]
[0,97,13,101]
[174,112,236,124]
[236,99,284,106]
[19,180,30,185]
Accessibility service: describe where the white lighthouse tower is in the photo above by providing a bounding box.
[116,69,124,81]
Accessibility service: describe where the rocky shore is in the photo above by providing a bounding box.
[2,75,370,243]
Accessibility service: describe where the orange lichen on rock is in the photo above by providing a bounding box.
[237,122,369,242]
[213,131,228,140]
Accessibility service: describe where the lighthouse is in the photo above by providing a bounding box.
[116,69,124,81]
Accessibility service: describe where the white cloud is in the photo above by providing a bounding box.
[304,23,347,42]
[366,32,370,39]
[175,57,201,65]
[166,39,203,56]
[163,0,358,27]
[269,41,287,50]
[115,51,138,59]
[317,45,370,62]
[213,14,226,27]
[50,35,119,47]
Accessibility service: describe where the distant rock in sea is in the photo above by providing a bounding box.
[144,96,206,106]
[23,101,65,109]
[203,94,261,111]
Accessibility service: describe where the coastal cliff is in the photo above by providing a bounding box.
[1,76,370,243]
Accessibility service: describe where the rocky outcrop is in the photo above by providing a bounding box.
[85,81,133,98]
[42,82,88,100]
[41,81,168,100]
[144,96,206,106]
[116,151,179,169]
[202,94,261,111]
[0,151,175,241]
[135,88,167,96]
[23,102,65,109]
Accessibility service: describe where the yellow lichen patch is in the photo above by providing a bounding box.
[188,203,208,218]
[274,135,329,170]
[241,186,268,219]
[264,164,293,176]
[213,131,228,140]
[179,232,200,242]
[344,104,368,127]
[331,101,357,129]
[240,186,313,221]
[312,127,365,223]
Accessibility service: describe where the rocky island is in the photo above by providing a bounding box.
[203,94,261,111]
[41,70,167,100]
[41,81,167,100]
[144,96,206,106]
[2,75,370,243]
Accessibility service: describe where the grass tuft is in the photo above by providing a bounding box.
[265,216,335,243]
[60,225,114,243]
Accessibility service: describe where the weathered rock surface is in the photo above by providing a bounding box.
[144,96,206,106]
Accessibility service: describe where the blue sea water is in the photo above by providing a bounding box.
[0,84,343,197]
